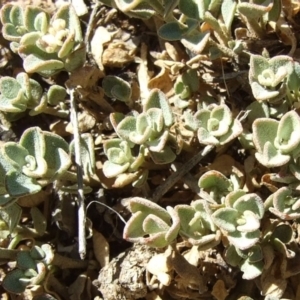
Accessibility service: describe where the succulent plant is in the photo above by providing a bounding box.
[287,61,300,104]
[0,127,71,206]
[102,138,145,179]
[262,221,295,259]
[212,190,265,250]
[174,69,200,108]
[158,0,237,54]
[0,3,85,77]
[237,1,281,38]
[123,197,180,248]
[0,203,22,233]
[249,54,294,103]
[265,187,300,220]
[2,243,86,294]
[110,89,176,164]
[184,103,243,146]
[175,199,221,249]
[225,244,264,280]
[252,110,300,168]
[2,245,49,294]
[198,170,234,205]
[0,72,67,116]
[102,75,132,104]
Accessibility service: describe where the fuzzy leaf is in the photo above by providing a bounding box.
[225,245,241,267]
[181,31,210,54]
[209,105,232,137]
[199,170,232,196]
[249,55,269,80]
[194,109,210,129]
[219,119,243,145]
[175,205,197,233]
[19,127,48,177]
[63,44,86,72]
[272,223,293,244]
[102,161,130,178]
[123,211,146,240]
[0,76,22,100]
[58,33,75,58]
[129,197,170,222]
[47,85,67,105]
[102,76,132,102]
[182,69,199,92]
[1,4,14,24]
[0,203,22,232]
[17,251,36,270]
[0,194,15,207]
[149,146,176,164]
[114,0,144,12]
[197,127,219,145]
[233,193,265,219]
[24,6,47,32]
[2,269,27,294]
[10,4,24,27]
[147,129,169,153]
[251,82,279,101]
[2,24,25,42]
[6,170,41,197]
[2,142,29,171]
[116,116,137,141]
[252,118,278,153]
[23,54,64,75]
[34,11,49,33]
[158,21,188,41]
[143,214,170,234]
[240,258,264,280]
[30,207,47,235]
[179,0,205,20]
[19,31,41,47]
[221,0,237,30]
[103,138,126,155]
[212,208,239,232]
[256,141,290,167]
[54,4,83,42]
[129,115,152,144]
[228,230,260,250]
[236,210,260,232]
[237,2,271,19]
[274,111,300,153]
[144,89,173,127]
[183,111,199,131]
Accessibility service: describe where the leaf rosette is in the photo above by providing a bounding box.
[252,111,300,168]
[175,199,221,249]
[0,4,85,76]
[0,127,71,206]
[184,104,243,146]
[123,197,180,248]
[212,190,264,250]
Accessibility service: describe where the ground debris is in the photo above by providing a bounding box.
[94,244,157,300]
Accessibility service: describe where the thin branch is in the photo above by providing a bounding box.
[84,2,101,54]
[69,88,86,260]
[152,145,214,202]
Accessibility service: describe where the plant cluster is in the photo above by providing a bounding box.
[124,167,300,288]
[1,0,300,299]
[1,3,85,76]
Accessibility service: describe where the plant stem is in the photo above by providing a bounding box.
[69,88,86,260]
[42,107,69,118]
[152,145,214,202]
